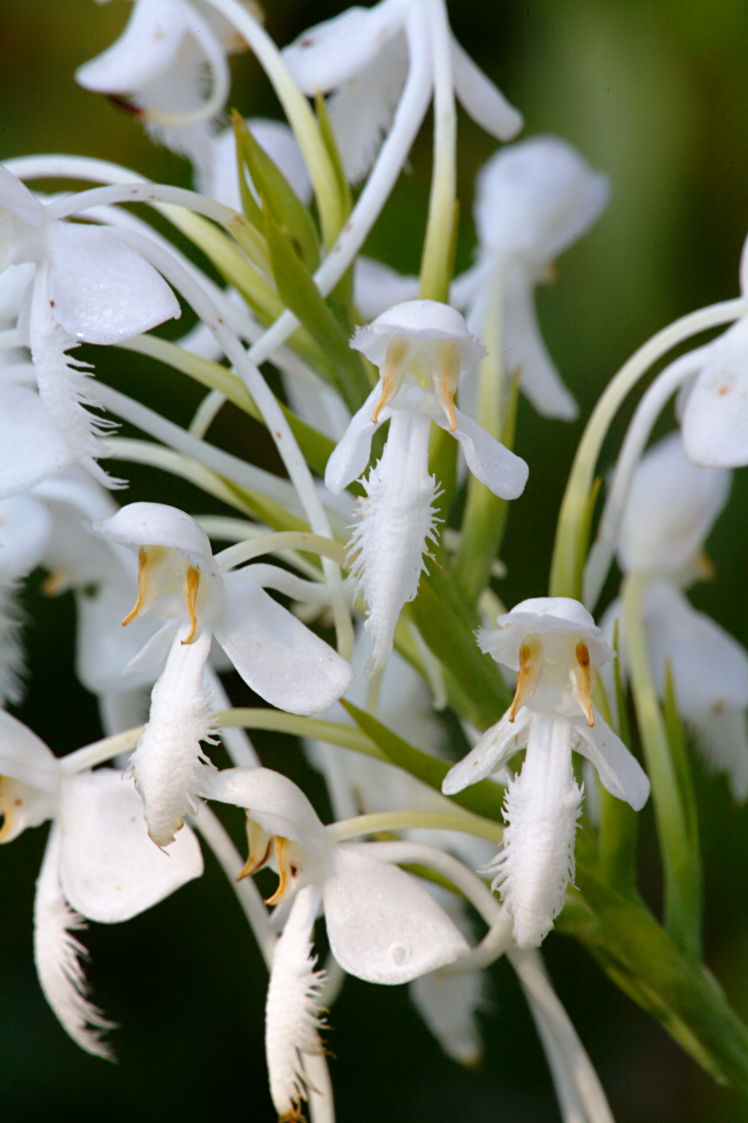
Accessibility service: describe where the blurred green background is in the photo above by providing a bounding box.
[1,1,748,1120]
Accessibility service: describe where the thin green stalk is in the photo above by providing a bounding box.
[622,573,702,956]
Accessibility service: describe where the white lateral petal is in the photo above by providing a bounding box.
[323,844,469,984]
[75,0,187,93]
[451,40,523,141]
[0,382,74,498]
[327,40,408,182]
[572,712,650,810]
[217,576,351,715]
[503,269,578,420]
[47,224,180,345]
[0,166,44,225]
[58,770,203,923]
[197,766,326,851]
[324,387,381,493]
[445,407,528,498]
[34,826,114,1059]
[442,709,529,794]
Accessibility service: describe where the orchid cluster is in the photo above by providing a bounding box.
[3,2,748,1121]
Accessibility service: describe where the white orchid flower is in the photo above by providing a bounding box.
[325,300,528,669]
[443,597,650,948]
[0,710,203,1057]
[605,433,747,796]
[283,0,522,182]
[197,765,469,1118]
[0,168,180,495]
[455,136,608,421]
[93,502,352,845]
[76,0,250,177]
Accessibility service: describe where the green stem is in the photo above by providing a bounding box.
[622,573,702,956]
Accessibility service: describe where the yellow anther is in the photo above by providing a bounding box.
[371,336,409,423]
[0,777,15,844]
[434,339,460,433]
[121,545,165,627]
[181,564,201,645]
[509,638,540,722]
[573,641,595,727]
[236,818,273,882]
[264,836,294,906]
[40,571,67,596]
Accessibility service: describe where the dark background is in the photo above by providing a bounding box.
[1,1,748,1119]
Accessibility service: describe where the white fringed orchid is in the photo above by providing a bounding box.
[455,136,608,420]
[282,0,522,182]
[0,168,180,495]
[0,710,202,1057]
[198,765,469,1119]
[76,0,250,176]
[325,300,528,669]
[443,597,650,948]
[94,502,352,845]
[606,433,748,797]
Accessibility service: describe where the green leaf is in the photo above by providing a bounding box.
[341,700,502,823]
[232,110,320,272]
[262,203,370,412]
[560,865,748,1096]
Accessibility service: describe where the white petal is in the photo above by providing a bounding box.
[616,432,730,577]
[47,224,180,345]
[34,825,114,1058]
[502,268,579,420]
[442,709,530,794]
[690,708,748,801]
[75,0,187,93]
[75,578,160,694]
[478,596,612,672]
[93,501,214,567]
[474,136,608,262]
[0,492,51,577]
[324,387,380,493]
[282,3,403,93]
[451,39,523,141]
[217,575,351,715]
[327,40,408,182]
[410,956,485,1065]
[641,581,748,715]
[0,166,44,226]
[444,407,528,498]
[0,381,74,498]
[131,629,215,847]
[489,716,581,948]
[354,257,420,321]
[197,767,327,852]
[58,770,202,923]
[199,119,311,210]
[0,709,59,791]
[323,844,469,983]
[572,711,650,811]
[680,321,748,467]
[265,886,326,1119]
[348,415,440,670]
